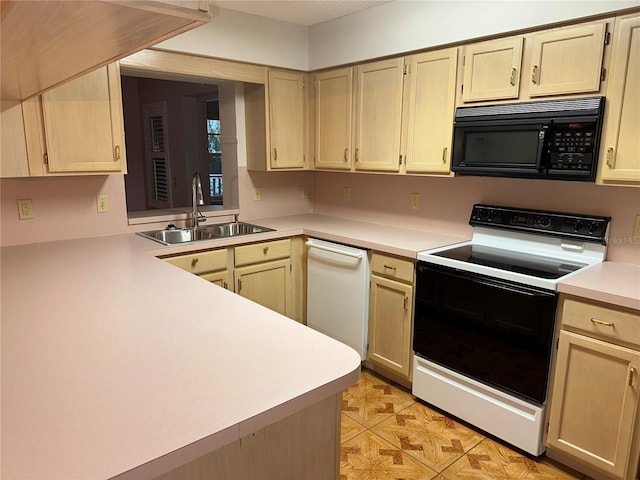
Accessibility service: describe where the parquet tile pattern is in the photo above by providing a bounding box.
[340,369,589,480]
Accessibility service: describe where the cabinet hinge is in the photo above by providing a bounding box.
[399,154,403,165]
[403,64,407,75]
[600,67,607,82]
[303,154,306,164]
[303,80,306,89]
[546,422,550,433]
[462,55,465,67]
[290,263,292,272]
[556,337,559,350]
[604,31,611,46]
[461,84,464,94]
[43,153,48,164]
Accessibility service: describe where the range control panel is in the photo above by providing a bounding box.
[470,204,610,244]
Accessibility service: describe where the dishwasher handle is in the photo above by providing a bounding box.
[305,240,365,260]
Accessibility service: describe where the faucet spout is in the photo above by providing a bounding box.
[192,173,205,228]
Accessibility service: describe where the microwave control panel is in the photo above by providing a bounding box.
[548,121,597,173]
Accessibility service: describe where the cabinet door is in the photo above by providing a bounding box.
[234,259,291,317]
[267,69,306,169]
[353,58,404,172]
[404,48,458,174]
[40,63,126,173]
[547,330,640,479]
[598,15,640,185]
[462,37,523,102]
[200,270,231,290]
[368,274,413,378]
[313,68,353,170]
[528,22,606,97]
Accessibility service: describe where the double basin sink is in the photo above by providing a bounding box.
[138,221,274,245]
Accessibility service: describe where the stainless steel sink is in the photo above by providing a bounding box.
[138,222,274,245]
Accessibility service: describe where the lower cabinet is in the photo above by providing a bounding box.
[161,237,304,323]
[367,252,415,380]
[547,295,640,480]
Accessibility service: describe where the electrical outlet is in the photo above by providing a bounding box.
[240,428,265,448]
[253,187,262,201]
[17,199,34,220]
[343,187,351,202]
[301,185,309,199]
[96,195,109,213]
[633,215,640,241]
[410,193,420,209]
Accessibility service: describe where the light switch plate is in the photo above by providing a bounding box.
[301,185,309,199]
[343,187,351,202]
[633,215,640,241]
[97,195,109,213]
[410,193,420,209]
[253,187,262,201]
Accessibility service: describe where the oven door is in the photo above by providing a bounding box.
[413,262,558,404]
[451,119,549,178]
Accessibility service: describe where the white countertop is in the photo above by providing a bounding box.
[3,213,636,479]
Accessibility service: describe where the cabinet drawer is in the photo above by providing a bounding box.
[561,297,640,349]
[165,249,228,275]
[370,252,414,283]
[235,239,291,267]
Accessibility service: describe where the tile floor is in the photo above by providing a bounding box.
[340,368,588,480]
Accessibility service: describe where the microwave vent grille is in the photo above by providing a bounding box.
[455,97,604,120]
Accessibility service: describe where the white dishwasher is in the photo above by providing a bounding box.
[306,238,369,361]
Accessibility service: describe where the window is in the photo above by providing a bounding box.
[207,117,223,204]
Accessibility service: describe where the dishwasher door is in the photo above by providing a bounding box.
[306,238,369,360]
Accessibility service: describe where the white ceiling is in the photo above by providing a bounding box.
[211,0,392,26]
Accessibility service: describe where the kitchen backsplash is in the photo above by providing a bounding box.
[1,169,638,265]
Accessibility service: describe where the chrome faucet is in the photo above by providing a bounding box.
[191,172,206,228]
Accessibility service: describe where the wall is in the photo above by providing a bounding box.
[308,0,640,69]
[312,172,640,264]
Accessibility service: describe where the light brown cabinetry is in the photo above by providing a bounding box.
[403,48,458,174]
[598,14,640,186]
[245,69,307,171]
[21,63,127,176]
[312,67,354,170]
[461,20,609,103]
[164,248,231,289]
[1,0,210,101]
[547,295,640,480]
[234,239,292,318]
[367,252,415,380]
[353,58,404,172]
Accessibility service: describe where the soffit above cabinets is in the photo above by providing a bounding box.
[0,0,211,101]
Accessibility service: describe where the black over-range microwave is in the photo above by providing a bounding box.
[451,96,605,181]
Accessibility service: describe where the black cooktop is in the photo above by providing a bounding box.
[432,244,588,279]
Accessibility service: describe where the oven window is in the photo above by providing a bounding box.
[463,130,540,166]
[413,263,558,404]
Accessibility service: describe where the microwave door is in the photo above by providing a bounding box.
[452,122,548,178]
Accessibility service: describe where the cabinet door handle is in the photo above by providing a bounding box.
[531,65,539,84]
[273,148,277,161]
[355,148,359,162]
[191,257,199,267]
[344,148,348,162]
[606,147,615,168]
[237,279,242,291]
[263,246,269,255]
[442,147,448,164]
[590,317,614,327]
[383,264,397,272]
[629,367,636,387]
[510,68,517,86]
[403,295,408,311]
[114,145,121,161]
[223,281,228,289]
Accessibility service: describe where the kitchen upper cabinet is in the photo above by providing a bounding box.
[353,58,404,172]
[547,296,640,480]
[461,37,524,102]
[245,69,307,171]
[368,253,415,380]
[528,22,607,97]
[1,0,210,101]
[598,14,640,186]
[403,48,458,174]
[22,63,127,176]
[313,68,354,170]
[460,20,609,103]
